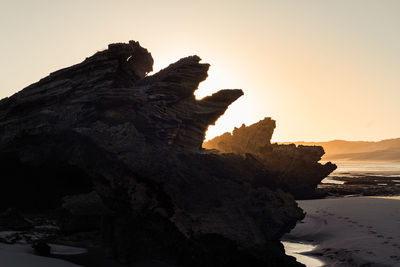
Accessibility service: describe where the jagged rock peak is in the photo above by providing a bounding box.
[43,40,155,87]
[203,117,276,153]
[0,40,243,151]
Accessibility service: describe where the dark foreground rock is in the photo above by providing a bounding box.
[0,41,304,266]
[204,118,337,199]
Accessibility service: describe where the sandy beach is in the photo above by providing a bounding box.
[0,243,82,267]
[283,196,400,266]
[0,242,181,267]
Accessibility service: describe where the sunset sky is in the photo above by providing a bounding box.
[1,0,399,142]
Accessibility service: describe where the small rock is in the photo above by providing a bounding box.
[32,241,51,256]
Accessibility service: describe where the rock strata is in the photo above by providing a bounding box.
[0,41,304,266]
[204,118,337,199]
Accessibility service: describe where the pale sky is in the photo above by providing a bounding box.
[1,0,399,142]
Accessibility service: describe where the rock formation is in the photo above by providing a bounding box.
[204,118,337,199]
[0,41,305,266]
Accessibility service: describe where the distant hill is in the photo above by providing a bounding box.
[283,138,400,163]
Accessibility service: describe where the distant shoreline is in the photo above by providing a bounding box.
[281,138,400,164]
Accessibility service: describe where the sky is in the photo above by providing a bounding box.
[1,0,399,142]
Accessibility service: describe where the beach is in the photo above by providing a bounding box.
[0,243,82,267]
[283,196,400,266]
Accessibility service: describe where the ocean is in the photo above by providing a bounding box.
[322,162,400,185]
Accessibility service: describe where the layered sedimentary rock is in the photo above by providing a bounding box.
[204,118,337,199]
[0,41,304,266]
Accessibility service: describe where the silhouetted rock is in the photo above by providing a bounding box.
[59,191,113,234]
[0,208,32,231]
[32,241,51,256]
[204,118,337,199]
[0,41,304,266]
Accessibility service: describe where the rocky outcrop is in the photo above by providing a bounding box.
[0,41,304,266]
[205,118,276,155]
[204,118,337,199]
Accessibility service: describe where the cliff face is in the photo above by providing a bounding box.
[204,118,337,199]
[0,41,304,266]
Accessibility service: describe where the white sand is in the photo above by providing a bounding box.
[284,196,400,266]
[0,243,83,267]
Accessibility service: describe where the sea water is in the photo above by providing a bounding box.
[333,163,400,174]
[321,162,400,184]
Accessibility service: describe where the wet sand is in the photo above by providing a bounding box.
[281,240,324,266]
[284,196,400,266]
